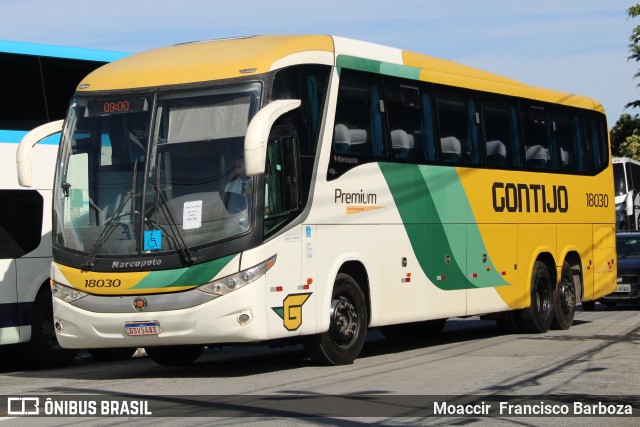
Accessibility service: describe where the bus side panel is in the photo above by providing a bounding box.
[467,223,515,315]
[496,224,556,310]
[378,224,427,325]
[0,259,21,344]
[426,223,467,318]
[556,224,593,300]
[592,225,616,300]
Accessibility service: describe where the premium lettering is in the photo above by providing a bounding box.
[335,189,377,204]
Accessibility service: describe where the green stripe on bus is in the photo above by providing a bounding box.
[336,55,421,80]
[132,254,237,289]
[379,163,509,290]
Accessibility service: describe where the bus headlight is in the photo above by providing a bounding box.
[51,282,89,303]
[198,255,276,296]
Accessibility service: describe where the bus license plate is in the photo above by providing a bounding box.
[125,321,161,336]
[615,284,631,293]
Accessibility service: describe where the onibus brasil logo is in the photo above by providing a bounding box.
[272,293,312,331]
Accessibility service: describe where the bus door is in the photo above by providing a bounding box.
[0,259,20,343]
[263,126,316,338]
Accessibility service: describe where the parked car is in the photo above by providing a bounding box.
[583,232,640,310]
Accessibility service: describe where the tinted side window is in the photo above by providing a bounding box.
[0,53,47,130]
[0,190,43,258]
[329,69,386,179]
[552,106,586,173]
[584,111,609,174]
[385,78,430,163]
[521,101,554,170]
[479,94,522,168]
[434,86,480,165]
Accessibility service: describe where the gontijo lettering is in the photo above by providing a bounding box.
[492,182,568,213]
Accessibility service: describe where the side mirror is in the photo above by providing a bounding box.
[244,99,301,176]
[17,120,64,187]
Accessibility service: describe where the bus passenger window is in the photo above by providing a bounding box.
[522,103,553,169]
[552,106,586,173]
[434,85,479,165]
[479,94,520,168]
[384,78,426,163]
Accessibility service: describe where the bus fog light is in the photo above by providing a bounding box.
[238,312,252,325]
[55,321,63,332]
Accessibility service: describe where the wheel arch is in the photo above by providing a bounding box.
[561,250,583,303]
[336,261,371,327]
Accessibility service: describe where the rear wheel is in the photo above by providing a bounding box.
[27,286,78,368]
[517,261,554,333]
[145,345,204,366]
[88,347,137,362]
[304,273,368,365]
[551,262,576,330]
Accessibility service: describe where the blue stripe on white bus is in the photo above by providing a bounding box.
[0,130,60,145]
[0,39,128,62]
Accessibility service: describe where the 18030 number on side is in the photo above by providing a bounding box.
[586,193,609,208]
[85,279,122,288]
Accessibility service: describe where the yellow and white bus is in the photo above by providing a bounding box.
[18,35,616,366]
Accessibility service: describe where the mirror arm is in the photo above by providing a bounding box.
[17,120,64,187]
[244,100,301,176]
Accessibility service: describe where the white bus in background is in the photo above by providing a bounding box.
[0,40,131,368]
[613,157,640,231]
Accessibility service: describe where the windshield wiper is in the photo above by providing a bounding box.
[82,160,139,269]
[150,153,196,265]
[82,192,133,269]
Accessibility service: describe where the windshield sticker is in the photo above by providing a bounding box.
[144,230,162,251]
[183,200,202,230]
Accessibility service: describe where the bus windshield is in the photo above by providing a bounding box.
[53,83,262,259]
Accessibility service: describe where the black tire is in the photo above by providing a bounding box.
[145,345,203,366]
[380,319,446,340]
[581,301,596,311]
[304,273,368,365]
[88,347,137,362]
[516,261,554,333]
[27,286,78,369]
[551,262,576,330]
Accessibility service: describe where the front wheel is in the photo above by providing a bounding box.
[145,345,204,366]
[517,261,554,333]
[551,262,576,330]
[28,286,78,368]
[304,273,368,365]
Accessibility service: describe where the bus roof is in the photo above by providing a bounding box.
[0,39,128,62]
[77,34,603,113]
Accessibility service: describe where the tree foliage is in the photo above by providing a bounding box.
[627,4,640,109]
[610,113,640,156]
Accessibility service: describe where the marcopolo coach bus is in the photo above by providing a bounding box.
[1,40,129,367]
[18,35,616,366]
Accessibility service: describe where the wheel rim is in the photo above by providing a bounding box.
[557,280,576,315]
[328,295,359,348]
[40,305,63,350]
[534,274,551,314]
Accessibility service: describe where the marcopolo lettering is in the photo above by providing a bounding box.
[492,182,568,213]
[112,259,162,269]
